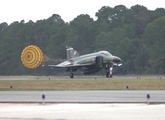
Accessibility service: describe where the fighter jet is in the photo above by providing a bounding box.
[42,46,122,78]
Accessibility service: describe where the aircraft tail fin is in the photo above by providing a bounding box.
[66,46,80,60]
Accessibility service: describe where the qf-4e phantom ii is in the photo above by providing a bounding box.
[42,46,122,78]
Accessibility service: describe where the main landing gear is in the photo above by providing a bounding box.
[69,68,74,78]
[67,68,77,78]
[105,64,113,78]
[70,72,74,78]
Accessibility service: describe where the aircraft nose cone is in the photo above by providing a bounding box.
[113,57,121,63]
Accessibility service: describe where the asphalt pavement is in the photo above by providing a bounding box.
[0,90,165,103]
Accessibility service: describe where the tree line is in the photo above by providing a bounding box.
[0,4,165,76]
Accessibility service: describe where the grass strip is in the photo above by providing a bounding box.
[0,78,165,90]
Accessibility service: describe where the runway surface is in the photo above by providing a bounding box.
[0,90,165,103]
[0,103,165,120]
[0,76,165,120]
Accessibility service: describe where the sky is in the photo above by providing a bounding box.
[0,0,165,25]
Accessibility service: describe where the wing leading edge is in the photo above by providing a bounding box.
[42,61,92,68]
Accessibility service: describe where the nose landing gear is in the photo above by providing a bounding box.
[105,64,113,78]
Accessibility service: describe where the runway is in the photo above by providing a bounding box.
[0,103,165,120]
[0,90,165,120]
[0,90,165,103]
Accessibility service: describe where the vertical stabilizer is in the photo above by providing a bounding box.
[66,46,80,60]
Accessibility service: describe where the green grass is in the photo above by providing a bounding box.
[0,76,165,90]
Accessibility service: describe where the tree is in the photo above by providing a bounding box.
[116,38,137,74]
[68,14,95,54]
[131,5,150,37]
[0,22,8,35]
[142,16,165,74]
[94,27,126,54]
[95,6,113,22]
[96,5,130,29]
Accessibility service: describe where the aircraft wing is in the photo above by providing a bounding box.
[42,60,92,68]
[43,64,90,68]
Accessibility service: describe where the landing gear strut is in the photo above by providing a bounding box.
[70,72,74,78]
[105,64,113,78]
[69,68,74,78]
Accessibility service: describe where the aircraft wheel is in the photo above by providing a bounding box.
[106,72,110,78]
[110,75,112,78]
[70,73,74,78]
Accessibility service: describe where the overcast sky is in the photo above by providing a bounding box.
[0,0,164,25]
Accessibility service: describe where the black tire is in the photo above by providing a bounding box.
[106,72,110,78]
[70,73,74,78]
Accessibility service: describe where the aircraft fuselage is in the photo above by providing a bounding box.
[68,51,121,74]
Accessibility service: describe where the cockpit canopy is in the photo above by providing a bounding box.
[99,51,112,56]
